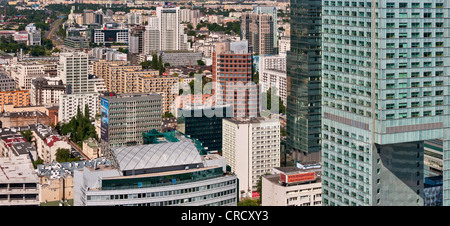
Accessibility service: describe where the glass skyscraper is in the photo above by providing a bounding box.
[286,0,322,163]
[321,0,449,205]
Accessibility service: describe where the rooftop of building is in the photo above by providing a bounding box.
[11,142,35,156]
[37,157,110,179]
[103,92,162,101]
[1,105,48,113]
[83,138,100,148]
[265,165,322,186]
[0,155,39,183]
[224,116,279,124]
[112,140,203,172]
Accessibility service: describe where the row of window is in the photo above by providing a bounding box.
[324,1,443,8]
[87,189,236,206]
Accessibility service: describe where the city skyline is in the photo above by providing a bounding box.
[0,0,445,209]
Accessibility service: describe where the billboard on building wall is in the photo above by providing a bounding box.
[280,172,316,183]
[100,97,109,142]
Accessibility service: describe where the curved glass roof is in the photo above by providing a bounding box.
[112,141,202,171]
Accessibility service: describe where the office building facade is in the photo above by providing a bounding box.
[144,6,188,52]
[241,12,275,55]
[321,0,449,206]
[286,0,322,163]
[100,93,162,149]
[58,92,100,123]
[222,117,280,198]
[58,52,90,94]
[177,105,232,152]
[253,6,278,50]
[212,41,259,118]
[74,139,238,206]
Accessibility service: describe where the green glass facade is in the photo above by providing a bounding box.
[321,0,449,205]
[286,0,322,163]
[177,105,232,153]
[101,167,224,190]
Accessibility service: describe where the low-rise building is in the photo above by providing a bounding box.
[0,73,16,92]
[30,123,71,164]
[262,164,322,206]
[0,126,36,159]
[74,132,238,206]
[0,110,52,128]
[0,90,30,111]
[82,138,101,159]
[0,155,40,206]
[37,158,110,204]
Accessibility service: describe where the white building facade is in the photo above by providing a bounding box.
[262,166,322,206]
[222,117,280,198]
[58,92,100,123]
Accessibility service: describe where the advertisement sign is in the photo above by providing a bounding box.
[280,172,315,183]
[100,98,109,142]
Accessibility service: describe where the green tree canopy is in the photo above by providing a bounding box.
[60,105,97,147]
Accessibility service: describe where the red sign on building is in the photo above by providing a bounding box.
[280,172,315,183]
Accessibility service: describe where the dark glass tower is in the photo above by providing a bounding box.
[286,0,322,164]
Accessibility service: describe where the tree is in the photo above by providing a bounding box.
[117,47,127,54]
[55,148,80,162]
[264,87,286,115]
[150,53,159,70]
[30,45,46,56]
[20,130,33,142]
[61,105,97,147]
[158,55,164,75]
[55,148,71,162]
[32,158,44,169]
[252,65,259,84]
[197,60,205,66]
[162,112,174,118]
[187,30,196,36]
[237,198,259,206]
[140,61,151,69]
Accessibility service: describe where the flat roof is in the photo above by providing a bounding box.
[0,155,38,183]
[224,116,278,124]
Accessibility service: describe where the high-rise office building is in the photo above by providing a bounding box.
[128,26,145,55]
[321,0,449,206]
[253,6,278,50]
[241,12,275,55]
[177,104,232,152]
[212,41,259,117]
[286,0,322,163]
[144,6,188,52]
[83,10,95,25]
[100,93,162,149]
[222,117,281,198]
[58,52,90,94]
